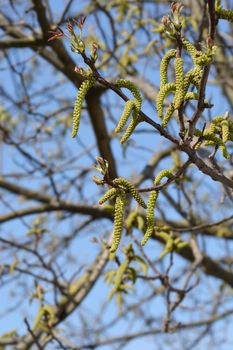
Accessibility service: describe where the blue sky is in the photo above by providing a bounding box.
[1,1,233,349]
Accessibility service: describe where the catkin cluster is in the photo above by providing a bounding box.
[72,77,96,138]
[98,177,147,253]
[141,169,173,246]
[156,35,217,128]
[115,79,142,143]
[194,115,233,159]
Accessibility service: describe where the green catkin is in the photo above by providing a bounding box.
[154,169,173,185]
[120,112,141,143]
[116,79,142,106]
[115,100,135,133]
[160,49,177,86]
[221,120,229,143]
[162,103,175,128]
[116,79,142,141]
[184,92,199,101]
[72,77,96,138]
[195,48,216,67]
[183,66,202,92]
[207,116,224,134]
[182,39,216,67]
[156,82,176,118]
[125,210,138,229]
[194,129,229,159]
[113,177,147,209]
[219,145,229,159]
[216,1,233,23]
[141,169,173,246]
[182,40,200,62]
[136,215,145,231]
[174,57,184,109]
[99,188,117,205]
[141,190,158,246]
[110,191,127,253]
[228,122,233,141]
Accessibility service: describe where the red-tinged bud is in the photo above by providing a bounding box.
[66,20,75,36]
[74,15,87,30]
[206,35,213,47]
[171,2,183,14]
[48,29,64,42]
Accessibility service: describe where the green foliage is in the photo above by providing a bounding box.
[32,305,56,333]
[156,227,189,259]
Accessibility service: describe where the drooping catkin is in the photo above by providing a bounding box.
[141,190,158,246]
[162,103,175,128]
[72,77,96,138]
[221,120,229,143]
[116,79,142,142]
[115,100,135,133]
[156,82,176,118]
[174,57,184,109]
[141,169,173,246]
[160,49,177,86]
[116,79,142,107]
[113,177,147,209]
[110,191,127,253]
[120,112,141,144]
[154,169,173,185]
[125,210,138,230]
[99,188,117,205]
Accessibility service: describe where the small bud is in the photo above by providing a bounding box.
[66,20,74,35]
[206,35,213,47]
[95,157,109,175]
[74,16,86,30]
[171,2,183,14]
[71,40,85,54]
[92,176,104,185]
[162,16,170,26]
